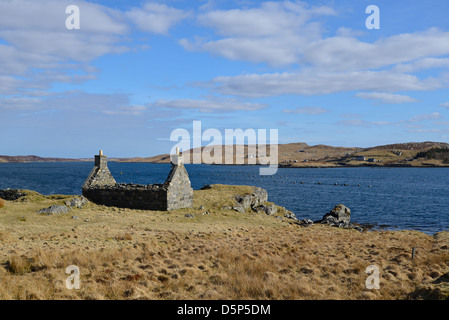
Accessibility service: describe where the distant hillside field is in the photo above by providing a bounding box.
[115,141,449,167]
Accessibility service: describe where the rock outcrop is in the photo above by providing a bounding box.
[38,205,69,215]
[253,203,277,215]
[65,196,89,209]
[0,189,27,201]
[235,187,268,208]
[233,187,268,212]
[226,186,299,221]
[318,204,351,227]
[296,204,363,231]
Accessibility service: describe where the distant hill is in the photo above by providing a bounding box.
[112,154,172,164]
[0,155,81,163]
[2,141,449,167]
[365,141,449,151]
[114,141,449,167]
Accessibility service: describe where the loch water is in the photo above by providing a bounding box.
[0,162,447,234]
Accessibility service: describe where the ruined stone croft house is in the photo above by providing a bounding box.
[82,150,193,210]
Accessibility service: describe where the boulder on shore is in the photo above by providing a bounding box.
[319,204,351,227]
[296,204,363,231]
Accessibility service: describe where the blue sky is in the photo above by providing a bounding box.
[1,0,449,158]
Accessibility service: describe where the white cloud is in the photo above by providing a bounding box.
[181,35,307,66]
[0,96,42,110]
[337,119,367,126]
[196,1,335,37]
[407,128,449,133]
[337,112,445,132]
[302,29,449,72]
[355,92,419,104]
[181,1,335,66]
[371,121,392,126]
[181,3,449,100]
[337,112,444,130]
[408,112,442,123]
[0,91,132,113]
[206,70,446,98]
[0,0,129,33]
[0,0,130,63]
[183,1,449,73]
[103,105,148,116]
[0,0,130,97]
[440,102,449,108]
[149,98,268,113]
[0,0,190,99]
[0,30,129,62]
[393,57,449,73]
[0,76,26,95]
[335,27,365,38]
[125,2,190,34]
[283,107,328,114]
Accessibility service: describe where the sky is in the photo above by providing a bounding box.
[1,0,449,158]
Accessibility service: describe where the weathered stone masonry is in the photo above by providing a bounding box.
[82,150,193,210]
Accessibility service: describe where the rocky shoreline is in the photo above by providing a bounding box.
[0,187,429,234]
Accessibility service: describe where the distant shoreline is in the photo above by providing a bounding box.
[2,160,449,168]
[2,140,449,166]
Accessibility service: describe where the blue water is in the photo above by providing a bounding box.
[0,162,448,234]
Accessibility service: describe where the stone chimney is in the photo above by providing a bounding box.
[95,150,108,168]
[82,150,116,190]
[170,147,184,166]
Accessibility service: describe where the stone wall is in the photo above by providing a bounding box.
[83,183,169,211]
[82,150,193,211]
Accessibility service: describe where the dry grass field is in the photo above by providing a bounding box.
[0,185,448,300]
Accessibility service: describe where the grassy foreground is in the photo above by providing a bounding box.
[0,184,448,300]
